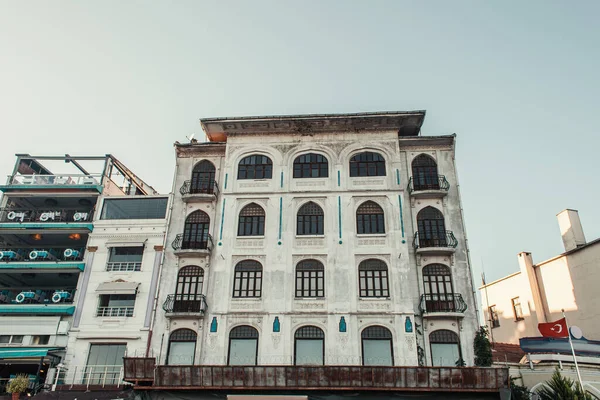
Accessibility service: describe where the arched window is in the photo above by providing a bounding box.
[228,325,259,365]
[297,202,324,235]
[416,207,447,247]
[411,154,439,191]
[356,201,385,234]
[233,260,262,298]
[182,210,210,249]
[293,153,329,178]
[350,152,386,177]
[294,326,325,365]
[190,160,216,194]
[361,326,393,366]
[167,329,197,365]
[173,266,204,313]
[238,155,273,180]
[429,330,461,367]
[238,203,265,236]
[295,260,324,298]
[358,259,389,298]
[423,264,455,312]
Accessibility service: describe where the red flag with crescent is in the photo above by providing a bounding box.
[538,318,568,338]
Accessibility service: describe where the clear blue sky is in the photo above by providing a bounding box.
[1,1,599,283]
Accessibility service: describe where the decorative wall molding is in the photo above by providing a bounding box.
[235,238,265,248]
[295,238,325,248]
[357,238,386,246]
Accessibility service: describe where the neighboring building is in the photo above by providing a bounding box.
[124,111,504,398]
[480,209,600,345]
[0,154,156,393]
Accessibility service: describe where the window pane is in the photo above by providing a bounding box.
[296,339,324,365]
[168,342,195,365]
[431,343,460,367]
[229,339,258,365]
[101,198,168,220]
[363,340,393,366]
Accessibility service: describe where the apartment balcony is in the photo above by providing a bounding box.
[180,180,219,202]
[171,234,213,257]
[0,208,94,231]
[0,288,76,315]
[0,248,85,271]
[413,231,457,255]
[407,176,449,199]
[163,294,207,318]
[419,294,467,318]
[96,306,134,317]
[122,358,510,393]
[0,174,104,193]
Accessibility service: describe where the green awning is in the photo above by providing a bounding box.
[0,347,60,359]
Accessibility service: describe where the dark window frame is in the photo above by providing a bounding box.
[295,260,325,298]
[358,259,390,298]
[350,152,386,177]
[512,297,524,321]
[237,203,266,236]
[238,155,273,180]
[422,264,455,312]
[356,201,385,234]
[417,207,447,247]
[100,198,168,220]
[166,329,197,366]
[361,326,394,366]
[294,326,325,365]
[296,202,324,235]
[228,325,259,366]
[232,260,263,298]
[190,160,216,194]
[293,153,329,178]
[173,266,204,313]
[183,210,210,249]
[411,154,440,191]
[489,305,500,328]
[429,329,461,367]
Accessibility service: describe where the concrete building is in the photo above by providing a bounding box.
[480,209,600,344]
[0,154,156,393]
[122,111,499,398]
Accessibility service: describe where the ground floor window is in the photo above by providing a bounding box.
[228,326,258,366]
[361,326,393,366]
[167,329,197,365]
[294,326,324,365]
[430,330,461,366]
[85,343,127,384]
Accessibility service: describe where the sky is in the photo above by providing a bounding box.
[1,1,599,285]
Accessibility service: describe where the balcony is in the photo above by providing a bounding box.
[171,233,213,257]
[419,294,467,318]
[96,306,134,317]
[0,288,76,315]
[122,359,510,393]
[180,180,219,202]
[0,173,104,192]
[407,176,449,199]
[413,231,457,255]
[163,294,207,318]
[0,208,94,231]
[0,247,85,271]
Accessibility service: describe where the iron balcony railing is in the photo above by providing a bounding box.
[96,306,134,317]
[0,208,93,223]
[0,288,76,304]
[180,180,219,196]
[162,294,207,314]
[171,233,213,251]
[106,261,142,272]
[52,364,126,389]
[0,248,85,262]
[413,231,458,249]
[419,294,467,314]
[8,174,103,186]
[407,175,450,193]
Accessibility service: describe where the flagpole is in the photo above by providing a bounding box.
[562,309,584,389]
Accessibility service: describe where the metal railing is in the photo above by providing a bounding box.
[407,175,450,193]
[106,261,142,272]
[0,208,93,223]
[52,364,126,388]
[162,294,207,314]
[96,306,134,317]
[0,248,85,262]
[413,231,458,249]
[0,288,76,304]
[8,174,103,186]
[171,233,213,251]
[180,180,219,196]
[419,294,467,314]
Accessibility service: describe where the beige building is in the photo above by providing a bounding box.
[480,209,600,344]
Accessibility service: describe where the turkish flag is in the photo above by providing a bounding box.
[538,318,568,338]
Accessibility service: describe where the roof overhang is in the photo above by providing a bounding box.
[96,281,139,295]
[200,111,426,142]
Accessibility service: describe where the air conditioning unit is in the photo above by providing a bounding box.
[29,250,57,261]
[0,250,23,261]
[63,249,81,259]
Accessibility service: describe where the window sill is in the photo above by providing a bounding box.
[356,234,387,238]
[231,298,262,301]
[358,297,391,301]
[236,236,265,239]
[294,297,325,301]
[295,235,325,238]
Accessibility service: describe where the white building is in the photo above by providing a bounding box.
[147,111,480,372]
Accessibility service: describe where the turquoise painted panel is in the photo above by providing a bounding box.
[0,347,59,359]
[0,223,93,231]
[0,262,85,271]
[0,185,103,193]
[0,305,75,315]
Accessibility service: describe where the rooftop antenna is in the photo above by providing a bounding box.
[186,133,197,143]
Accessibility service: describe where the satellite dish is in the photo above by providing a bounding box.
[186,133,195,142]
[570,326,583,339]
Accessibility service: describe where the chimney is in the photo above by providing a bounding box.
[557,209,586,252]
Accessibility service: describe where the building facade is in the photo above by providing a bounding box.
[480,209,600,345]
[0,154,156,393]
[148,111,480,373]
